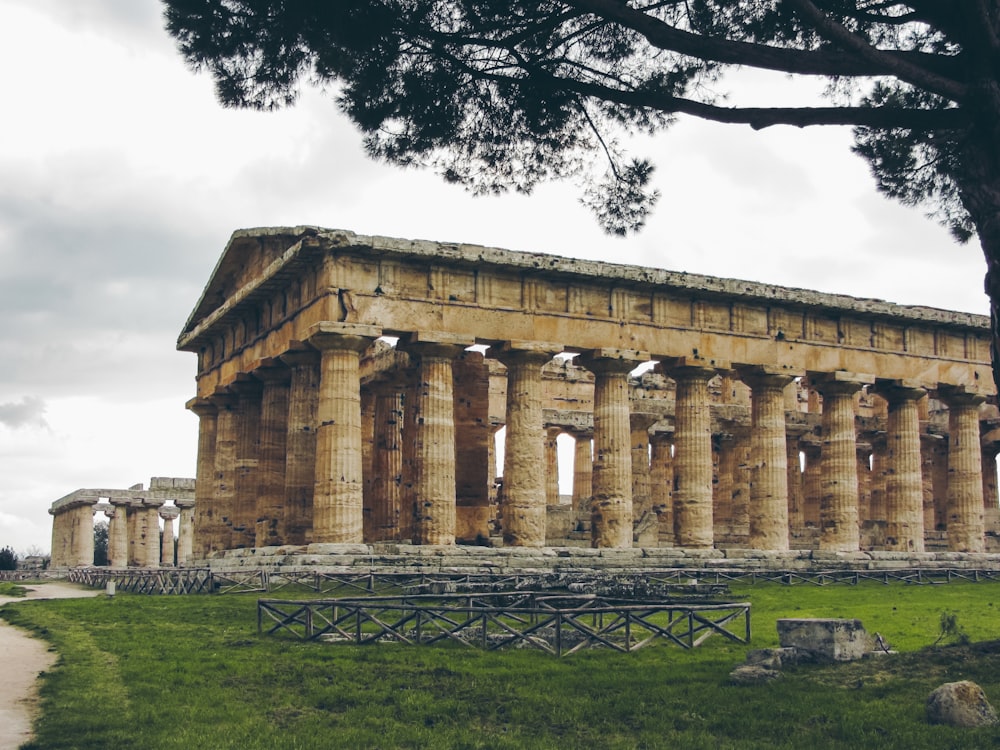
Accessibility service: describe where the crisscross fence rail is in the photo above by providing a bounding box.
[67,567,268,594]
[257,592,751,656]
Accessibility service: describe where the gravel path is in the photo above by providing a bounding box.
[0,582,100,749]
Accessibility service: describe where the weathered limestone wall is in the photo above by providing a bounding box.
[175,227,999,559]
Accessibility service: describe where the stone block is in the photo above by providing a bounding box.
[776,618,871,662]
[926,681,998,727]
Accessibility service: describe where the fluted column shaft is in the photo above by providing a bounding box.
[580,349,649,548]
[144,502,163,568]
[175,499,195,566]
[68,502,96,567]
[875,381,926,552]
[370,387,404,541]
[309,324,380,544]
[545,427,562,506]
[571,432,593,515]
[650,433,674,546]
[187,398,218,559]
[108,501,129,567]
[940,386,987,552]
[801,442,822,527]
[160,508,178,566]
[983,445,1000,536]
[232,378,262,548]
[497,346,554,547]
[786,433,805,538]
[667,363,717,549]
[630,413,658,546]
[255,364,291,547]
[713,433,735,541]
[740,368,798,551]
[211,392,239,551]
[281,350,320,545]
[813,372,872,552]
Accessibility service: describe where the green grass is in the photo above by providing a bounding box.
[4,581,1000,749]
[0,582,28,597]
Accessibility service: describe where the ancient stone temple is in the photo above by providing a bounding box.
[49,478,195,568]
[177,227,1000,559]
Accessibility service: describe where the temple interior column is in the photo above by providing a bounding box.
[546,426,563,506]
[982,443,1000,537]
[210,390,239,552]
[875,380,927,552]
[649,430,674,546]
[858,440,875,526]
[144,500,163,568]
[571,430,593,516]
[231,376,263,549]
[452,350,493,542]
[254,360,291,548]
[175,498,195,566]
[108,500,129,567]
[280,349,320,545]
[496,343,559,547]
[920,433,941,537]
[400,332,473,545]
[127,500,144,566]
[738,366,799,551]
[579,348,650,549]
[630,413,659,546]
[713,432,735,544]
[308,322,381,544]
[369,385,404,541]
[160,506,178,566]
[812,371,873,552]
[939,384,987,552]
[663,358,720,549]
[360,387,376,541]
[786,428,806,545]
[186,397,218,559]
[801,440,822,529]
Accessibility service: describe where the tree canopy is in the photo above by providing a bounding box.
[163,1,1000,381]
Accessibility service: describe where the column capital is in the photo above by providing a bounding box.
[159,506,180,520]
[736,364,803,389]
[629,411,660,432]
[494,340,562,368]
[873,378,929,404]
[658,354,727,380]
[229,372,263,397]
[185,397,217,418]
[306,322,382,352]
[938,383,987,408]
[808,370,874,395]
[209,387,238,410]
[398,331,474,359]
[280,345,321,369]
[174,498,196,509]
[578,348,650,375]
[251,357,292,385]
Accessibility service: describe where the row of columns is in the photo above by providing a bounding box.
[50,498,194,568]
[189,322,993,554]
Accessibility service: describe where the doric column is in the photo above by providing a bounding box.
[254,360,291,548]
[107,499,130,567]
[939,384,987,552]
[663,358,720,549]
[571,430,593,515]
[713,431,736,542]
[811,371,873,552]
[920,432,943,535]
[280,348,320,545]
[630,412,659,546]
[160,506,179,566]
[144,500,164,568]
[231,375,263,549]
[874,380,927,552]
[360,387,376,541]
[210,389,239,551]
[127,500,144,566]
[65,499,96,567]
[369,385,405,541]
[495,343,560,547]
[546,426,563,506]
[801,439,823,528]
[186,397,218,559]
[308,322,381,544]
[175,498,195,566]
[579,348,650,548]
[982,443,1000,536]
[738,366,800,551]
[649,430,674,546]
[785,427,806,541]
[399,332,473,545]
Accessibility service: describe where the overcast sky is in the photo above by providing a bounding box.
[0,0,989,556]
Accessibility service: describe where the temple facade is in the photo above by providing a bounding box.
[49,478,195,568]
[176,227,999,559]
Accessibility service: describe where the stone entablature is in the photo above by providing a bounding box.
[49,478,195,568]
[177,227,998,559]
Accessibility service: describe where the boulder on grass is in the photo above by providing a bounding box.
[926,681,998,728]
[729,664,781,686]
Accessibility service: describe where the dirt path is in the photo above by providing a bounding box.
[0,582,100,749]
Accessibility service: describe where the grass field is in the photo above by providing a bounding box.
[4,580,1000,749]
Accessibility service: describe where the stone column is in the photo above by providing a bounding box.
[630,413,659,546]
[107,499,130,567]
[579,348,650,548]
[66,499,96,567]
[144,500,164,568]
[186,397,218,559]
[369,385,405,541]
[360,387,376,541]
[920,433,943,536]
[127,500,144,566]
[811,371,873,552]
[939,384,987,552]
[663,358,720,549]
[786,427,806,542]
[738,366,800,551]
[801,439,823,528]
[571,431,593,515]
[308,322,381,544]
[713,431,736,543]
[874,380,927,552]
[982,443,1000,537]
[160,506,179,566]
[649,431,674,546]
[231,376,263,549]
[175,498,195,566]
[254,360,291,548]
[495,343,560,547]
[399,332,473,545]
[280,348,320,545]
[210,389,239,552]
[545,426,563,506]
